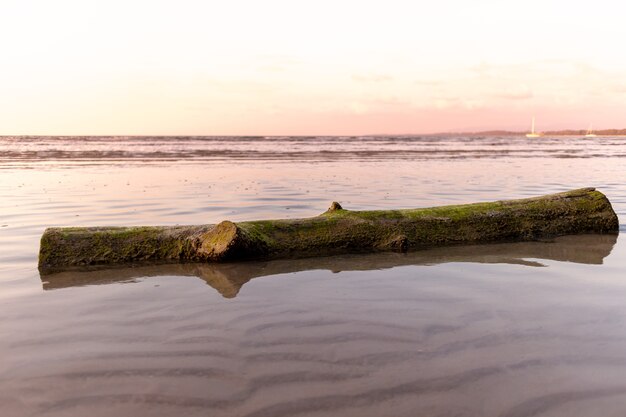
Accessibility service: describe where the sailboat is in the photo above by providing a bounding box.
[584,124,597,138]
[526,117,541,138]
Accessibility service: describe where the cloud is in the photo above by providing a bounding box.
[329,95,412,115]
[254,54,302,72]
[493,86,534,100]
[351,73,393,83]
[414,79,443,86]
[428,95,486,110]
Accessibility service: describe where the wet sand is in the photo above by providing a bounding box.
[1,135,626,416]
[5,238,626,417]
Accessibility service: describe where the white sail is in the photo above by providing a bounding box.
[585,123,597,137]
[526,117,540,138]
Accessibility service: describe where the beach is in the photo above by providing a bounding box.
[1,135,626,416]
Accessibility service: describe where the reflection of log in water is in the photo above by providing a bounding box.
[40,234,617,298]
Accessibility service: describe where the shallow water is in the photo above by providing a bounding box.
[1,135,626,416]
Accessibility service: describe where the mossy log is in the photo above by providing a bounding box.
[38,188,619,271]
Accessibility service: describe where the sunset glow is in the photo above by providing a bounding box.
[1,0,625,135]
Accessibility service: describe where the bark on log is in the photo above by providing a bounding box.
[38,188,619,271]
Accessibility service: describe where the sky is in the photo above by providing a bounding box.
[1,0,626,135]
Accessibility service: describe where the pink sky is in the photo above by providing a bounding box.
[1,0,625,135]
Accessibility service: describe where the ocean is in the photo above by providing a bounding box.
[1,135,626,416]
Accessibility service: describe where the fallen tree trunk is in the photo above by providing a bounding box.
[38,188,619,271]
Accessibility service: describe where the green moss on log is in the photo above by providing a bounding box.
[38,188,619,271]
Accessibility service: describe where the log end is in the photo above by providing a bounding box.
[39,228,63,269]
[197,221,268,261]
[198,221,240,261]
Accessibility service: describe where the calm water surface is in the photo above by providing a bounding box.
[1,136,626,417]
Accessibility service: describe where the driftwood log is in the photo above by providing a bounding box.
[38,188,619,271]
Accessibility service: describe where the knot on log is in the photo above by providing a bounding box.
[327,201,343,212]
[391,235,409,253]
[382,235,409,253]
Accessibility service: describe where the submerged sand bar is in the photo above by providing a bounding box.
[38,188,619,271]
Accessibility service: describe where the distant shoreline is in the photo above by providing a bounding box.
[2,131,626,138]
[429,129,626,137]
